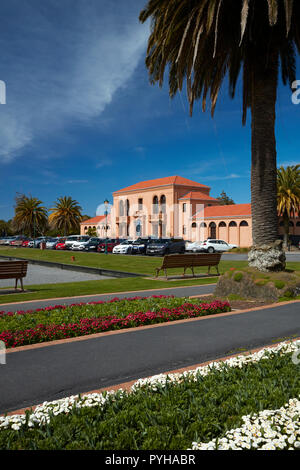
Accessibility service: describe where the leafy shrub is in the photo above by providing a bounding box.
[233,272,243,282]
[274,280,285,290]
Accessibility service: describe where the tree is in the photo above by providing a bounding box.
[217,190,235,205]
[277,164,300,248]
[0,219,13,237]
[86,226,97,237]
[12,194,48,237]
[139,0,300,271]
[48,196,82,236]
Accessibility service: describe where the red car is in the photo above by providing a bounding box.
[10,236,28,247]
[97,239,121,253]
[21,239,32,247]
[55,238,67,250]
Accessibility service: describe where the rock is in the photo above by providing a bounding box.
[248,240,286,272]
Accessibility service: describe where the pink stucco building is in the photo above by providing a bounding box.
[81,175,300,247]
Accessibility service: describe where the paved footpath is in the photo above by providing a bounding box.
[0,300,299,414]
[0,283,216,313]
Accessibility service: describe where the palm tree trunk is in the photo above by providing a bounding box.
[248,53,285,271]
[283,211,290,249]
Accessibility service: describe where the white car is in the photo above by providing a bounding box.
[70,237,91,251]
[112,240,135,254]
[185,241,202,252]
[65,235,90,250]
[45,238,60,249]
[196,239,237,253]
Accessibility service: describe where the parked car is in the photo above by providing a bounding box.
[112,239,135,254]
[71,237,95,251]
[146,238,186,256]
[64,235,90,250]
[130,237,153,255]
[45,238,60,249]
[83,238,104,252]
[21,238,33,247]
[9,236,28,246]
[195,239,237,253]
[1,236,17,245]
[185,240,201,252]
[55,239,67,250]
[97,239,121,253]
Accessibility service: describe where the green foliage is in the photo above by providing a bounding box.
[217,190,235,205]
[0,352,298,450]
[233,272,243,282]
[274,280,285,290]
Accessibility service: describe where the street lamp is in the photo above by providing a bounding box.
[104,199,109,255]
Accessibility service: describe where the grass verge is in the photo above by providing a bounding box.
[0,276,217,305]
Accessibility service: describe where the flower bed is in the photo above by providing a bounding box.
[0,296,231,348]
[0,340,299,450]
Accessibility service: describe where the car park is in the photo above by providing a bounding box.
[146,238,186,256]
[112,239,135,254]
[195,239,237,253]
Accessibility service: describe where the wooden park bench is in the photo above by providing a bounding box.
[0,260,28,291]
[155,253,221,280]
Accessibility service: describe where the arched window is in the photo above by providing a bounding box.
[119,200,124,217]
[297,222,300,227]
[191,222,197,228]
[279,221,284,227]
[229,221,237,227]
[240,220,249,227]
[200,222,207,228]
[160,195,166,213]
[209,222,216,238]
[153,196,159,214]
[289,221,294,226]
[218,221,226,227]
[126,199,130,216]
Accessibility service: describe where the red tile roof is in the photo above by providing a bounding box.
[80,215,106,225]
[114,176,210,194]
[179,191,218,201]
[195,203,251,219]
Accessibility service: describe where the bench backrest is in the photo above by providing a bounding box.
[161,253,221,269]
[0,261,28,279]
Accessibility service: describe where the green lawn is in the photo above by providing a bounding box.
[0,276,219,305]
[0,247,249,275]
[0,247,299,305]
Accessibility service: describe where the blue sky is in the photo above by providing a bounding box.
[0,0,299,220]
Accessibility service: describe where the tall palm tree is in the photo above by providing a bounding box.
[13,194,48,237]
[139,0,300,270]
[49,196,82,236]
[277,164,300,248]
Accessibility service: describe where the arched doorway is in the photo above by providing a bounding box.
[209,222,216,239]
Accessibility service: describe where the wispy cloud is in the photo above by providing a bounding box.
[0,0,148,163]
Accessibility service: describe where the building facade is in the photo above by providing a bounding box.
[80,175,300,247]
